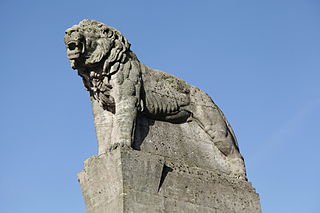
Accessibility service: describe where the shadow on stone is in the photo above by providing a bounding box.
[133,115,155,150]
[158,164,173,192]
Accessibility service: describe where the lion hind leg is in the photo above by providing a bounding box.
[191,103,239,157]
[205,122,240,158]
[188,86,241,158]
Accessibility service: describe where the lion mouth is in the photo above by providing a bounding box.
[66,41,85,60]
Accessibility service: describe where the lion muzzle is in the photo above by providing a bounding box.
[66,40,85,60]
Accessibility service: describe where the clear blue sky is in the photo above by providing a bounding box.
[1,0,319,212]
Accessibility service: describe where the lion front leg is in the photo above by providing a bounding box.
[91,96,115,155]
[110,98,138,150]
[110,78,140,151]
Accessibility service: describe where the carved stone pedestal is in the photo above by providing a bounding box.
[78,117,261,213]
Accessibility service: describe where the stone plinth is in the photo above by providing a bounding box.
[78,116,261,213]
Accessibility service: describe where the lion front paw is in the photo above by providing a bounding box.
[108,139,132,151]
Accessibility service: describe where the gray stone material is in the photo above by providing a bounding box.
[78,146,260,213]
[65,19,262,212]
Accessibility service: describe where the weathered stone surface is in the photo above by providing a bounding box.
[65,19,262,212]
[78,147,260,213]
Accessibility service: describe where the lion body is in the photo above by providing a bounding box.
[64,19,242,159]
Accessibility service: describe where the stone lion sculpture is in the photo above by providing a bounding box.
[64,19,242,160]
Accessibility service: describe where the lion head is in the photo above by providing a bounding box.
[64,19,131,73]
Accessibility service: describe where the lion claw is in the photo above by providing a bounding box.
[108,140,132,152]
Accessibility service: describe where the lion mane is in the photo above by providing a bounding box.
[78,19,133,73]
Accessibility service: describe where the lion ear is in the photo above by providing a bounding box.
[103,28,113,38]
[87,38,109,64]
[107,30,113,38]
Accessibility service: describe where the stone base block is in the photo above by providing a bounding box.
[78,148,261,213]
